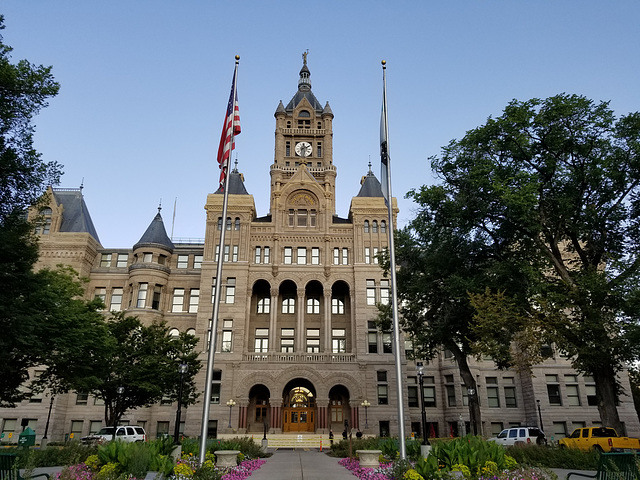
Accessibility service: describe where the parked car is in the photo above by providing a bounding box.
[488,426,546,446]
[81,425,147,444]
[558,427,640,452]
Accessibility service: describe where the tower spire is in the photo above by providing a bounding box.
[298,50,311,92]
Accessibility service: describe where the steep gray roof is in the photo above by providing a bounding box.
[284,57,323,113]
[133,209,174,252]
[52,188,101,243]
[215,166,249,195]
[356,169,385,198]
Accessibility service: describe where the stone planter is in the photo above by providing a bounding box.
[214,450,240,468]
[356,449,382,468]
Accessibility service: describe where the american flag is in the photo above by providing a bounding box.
[217,68,241,190]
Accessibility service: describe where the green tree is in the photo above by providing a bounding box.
[413,94,640,432]
[37,311,201,426]
[0,260,106,406]
[0,15,61,223]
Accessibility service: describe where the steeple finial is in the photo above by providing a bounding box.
[233,158,239,173]
[302,50,308,66]
[368,161,372,174]
[158,199,162,213]
[298,51,311,92]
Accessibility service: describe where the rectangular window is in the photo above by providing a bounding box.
[264,247,270,264]
[71,420,83,437]
[284,247,293,264]
[189,289,199,313]
[333,248,340,265]
[487,386,500,408]
[254,328,269,352]
[282,297,295,314]
[109,288,123,312]
[116,254,128,268]
[317,142,322,157]
[553,421,568,440]
[297,247,307,265]
[281,328,295,352]
[373,247,379,264]
[331,297,345,314]
[177,255,189,268]
[366,280,376,305]
[365,247,371,264]
[288,209,295,227]
[342,248,348,265]
[311,247,320,265]
[408,385,419,408]
[504,386,517,408]
[423,385,436,408]
[255,246,261,264]
[210,370,222,404]
[89,421,102,434]
[194,255,203,268]
[368,321,378,353]
[378,385,389,405]
[172,288,185,312]
[152,285,161,310]
[332,328,346,353]
[94,287,106,306]
[225,278,236,304]
[76,392,89,405]
[224,245,230,262]
[215,245,220,262]
[446,385,457,407]
[380,280,389,305]
[382,332,392,353]
[100,253,112,267]
[566,384,581,406]
[546,375,562,405]
[222,330,232,353]
[232,245,238,262]
[307,297,320,314]
[136,283,148,308]
[143,252,152,263]
[211,277,216,304]
[306,329,320,353]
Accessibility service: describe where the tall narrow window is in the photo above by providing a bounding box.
[377,371,388,405]
[232,245,238,262]
[211,278,216,303]
[217,218,222,230]
[381,220,387,233]
[423,377,436,407]
[234,218,240,230]
[255,246,262,264]
[317,142,322,157]
[565,375,581,406]
[264,247,271,264]
[311,247,320,265]
[284,247,293,264]
[226,218,231,231]
[373,247,379,264]
[194,255,203,268]
[152,285,161,310]
[380,280,389,305]
[333,248,340,265]
[372,220,378,233]
[254,328,269,352]
[365,247,371,264]
[222,320,233,352]
[368,321,378,353]
[172,288,185,312]
[280,328,295,353]
[366,280,376,305]
[110,288,123,312]
[546,374,562,405]
[225,278,236,304]
[286,141,291,156]
[504,377,517,408]
[224,245,230,262]
[342,248,348,265]
[486,377,500,407]
[189,289,199,313]
[94,287,106,304]
[136,283,148,308]
[331,298,345,314]
[210,370,222,403]
[364,220,370,233]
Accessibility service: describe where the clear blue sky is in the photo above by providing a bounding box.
[3,1,639,248]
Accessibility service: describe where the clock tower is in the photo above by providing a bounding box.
[270,54,336,223]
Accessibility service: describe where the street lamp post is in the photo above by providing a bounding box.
[174,362,188,444]
[115,386,124,440]
[361,400,371,429]
[416,362,429,445]
[537,399,544,432]
[226,399,236,429]
[467,387,477,435]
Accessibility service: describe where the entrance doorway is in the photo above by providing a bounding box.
[282,381,316,433]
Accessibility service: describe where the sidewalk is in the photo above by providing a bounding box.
[249,449,355,480]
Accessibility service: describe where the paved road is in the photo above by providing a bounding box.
[249,449,356,480]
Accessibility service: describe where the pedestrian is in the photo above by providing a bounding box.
[342,429,347,440]
[356,429,363,439]
[329,429,334,445]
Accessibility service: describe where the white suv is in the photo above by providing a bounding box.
[81,425,147,444]
[488,427,546,446]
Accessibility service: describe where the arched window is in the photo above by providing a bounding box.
[257,297,270,314]
[307,297,320,314]
[217,217,222,230]
[372,220,378,233]
[331,298,345,314]
[226,217,231,231]
[169,328,180,337]
[282,297,295,314]
[381,220,387,233]
[364,220,370,233]
[298,110,310,117]
[234,217,240,230]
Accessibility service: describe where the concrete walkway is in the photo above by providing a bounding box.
[249,449,356,480]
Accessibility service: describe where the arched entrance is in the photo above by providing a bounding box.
[328,385,351,433]
[247,384,270,433]
[282,379,316,433]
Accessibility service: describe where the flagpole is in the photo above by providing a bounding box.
[199,55,240,464]
[381,59,407,459]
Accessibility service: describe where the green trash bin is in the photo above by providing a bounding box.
[18,427,36,447]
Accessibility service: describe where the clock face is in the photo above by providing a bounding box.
[295,141,312,157]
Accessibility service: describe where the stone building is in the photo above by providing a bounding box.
[2,57,638,444]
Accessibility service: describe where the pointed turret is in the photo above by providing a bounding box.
[133,206,174,252]
[215,160,249,195]
[356,163,385,198]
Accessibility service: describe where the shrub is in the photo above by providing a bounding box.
[15,443,98,469]
[505,444,599,469]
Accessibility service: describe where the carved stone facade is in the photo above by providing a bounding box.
[2,58,638,443]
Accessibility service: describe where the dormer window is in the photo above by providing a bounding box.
[35,208,52,234]
[297,109,311,129]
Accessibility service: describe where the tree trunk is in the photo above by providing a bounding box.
[593,366,624,434]
[451,345,482,435]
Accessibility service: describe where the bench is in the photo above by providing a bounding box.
[0,453,50,480]
[567,452,639,480]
